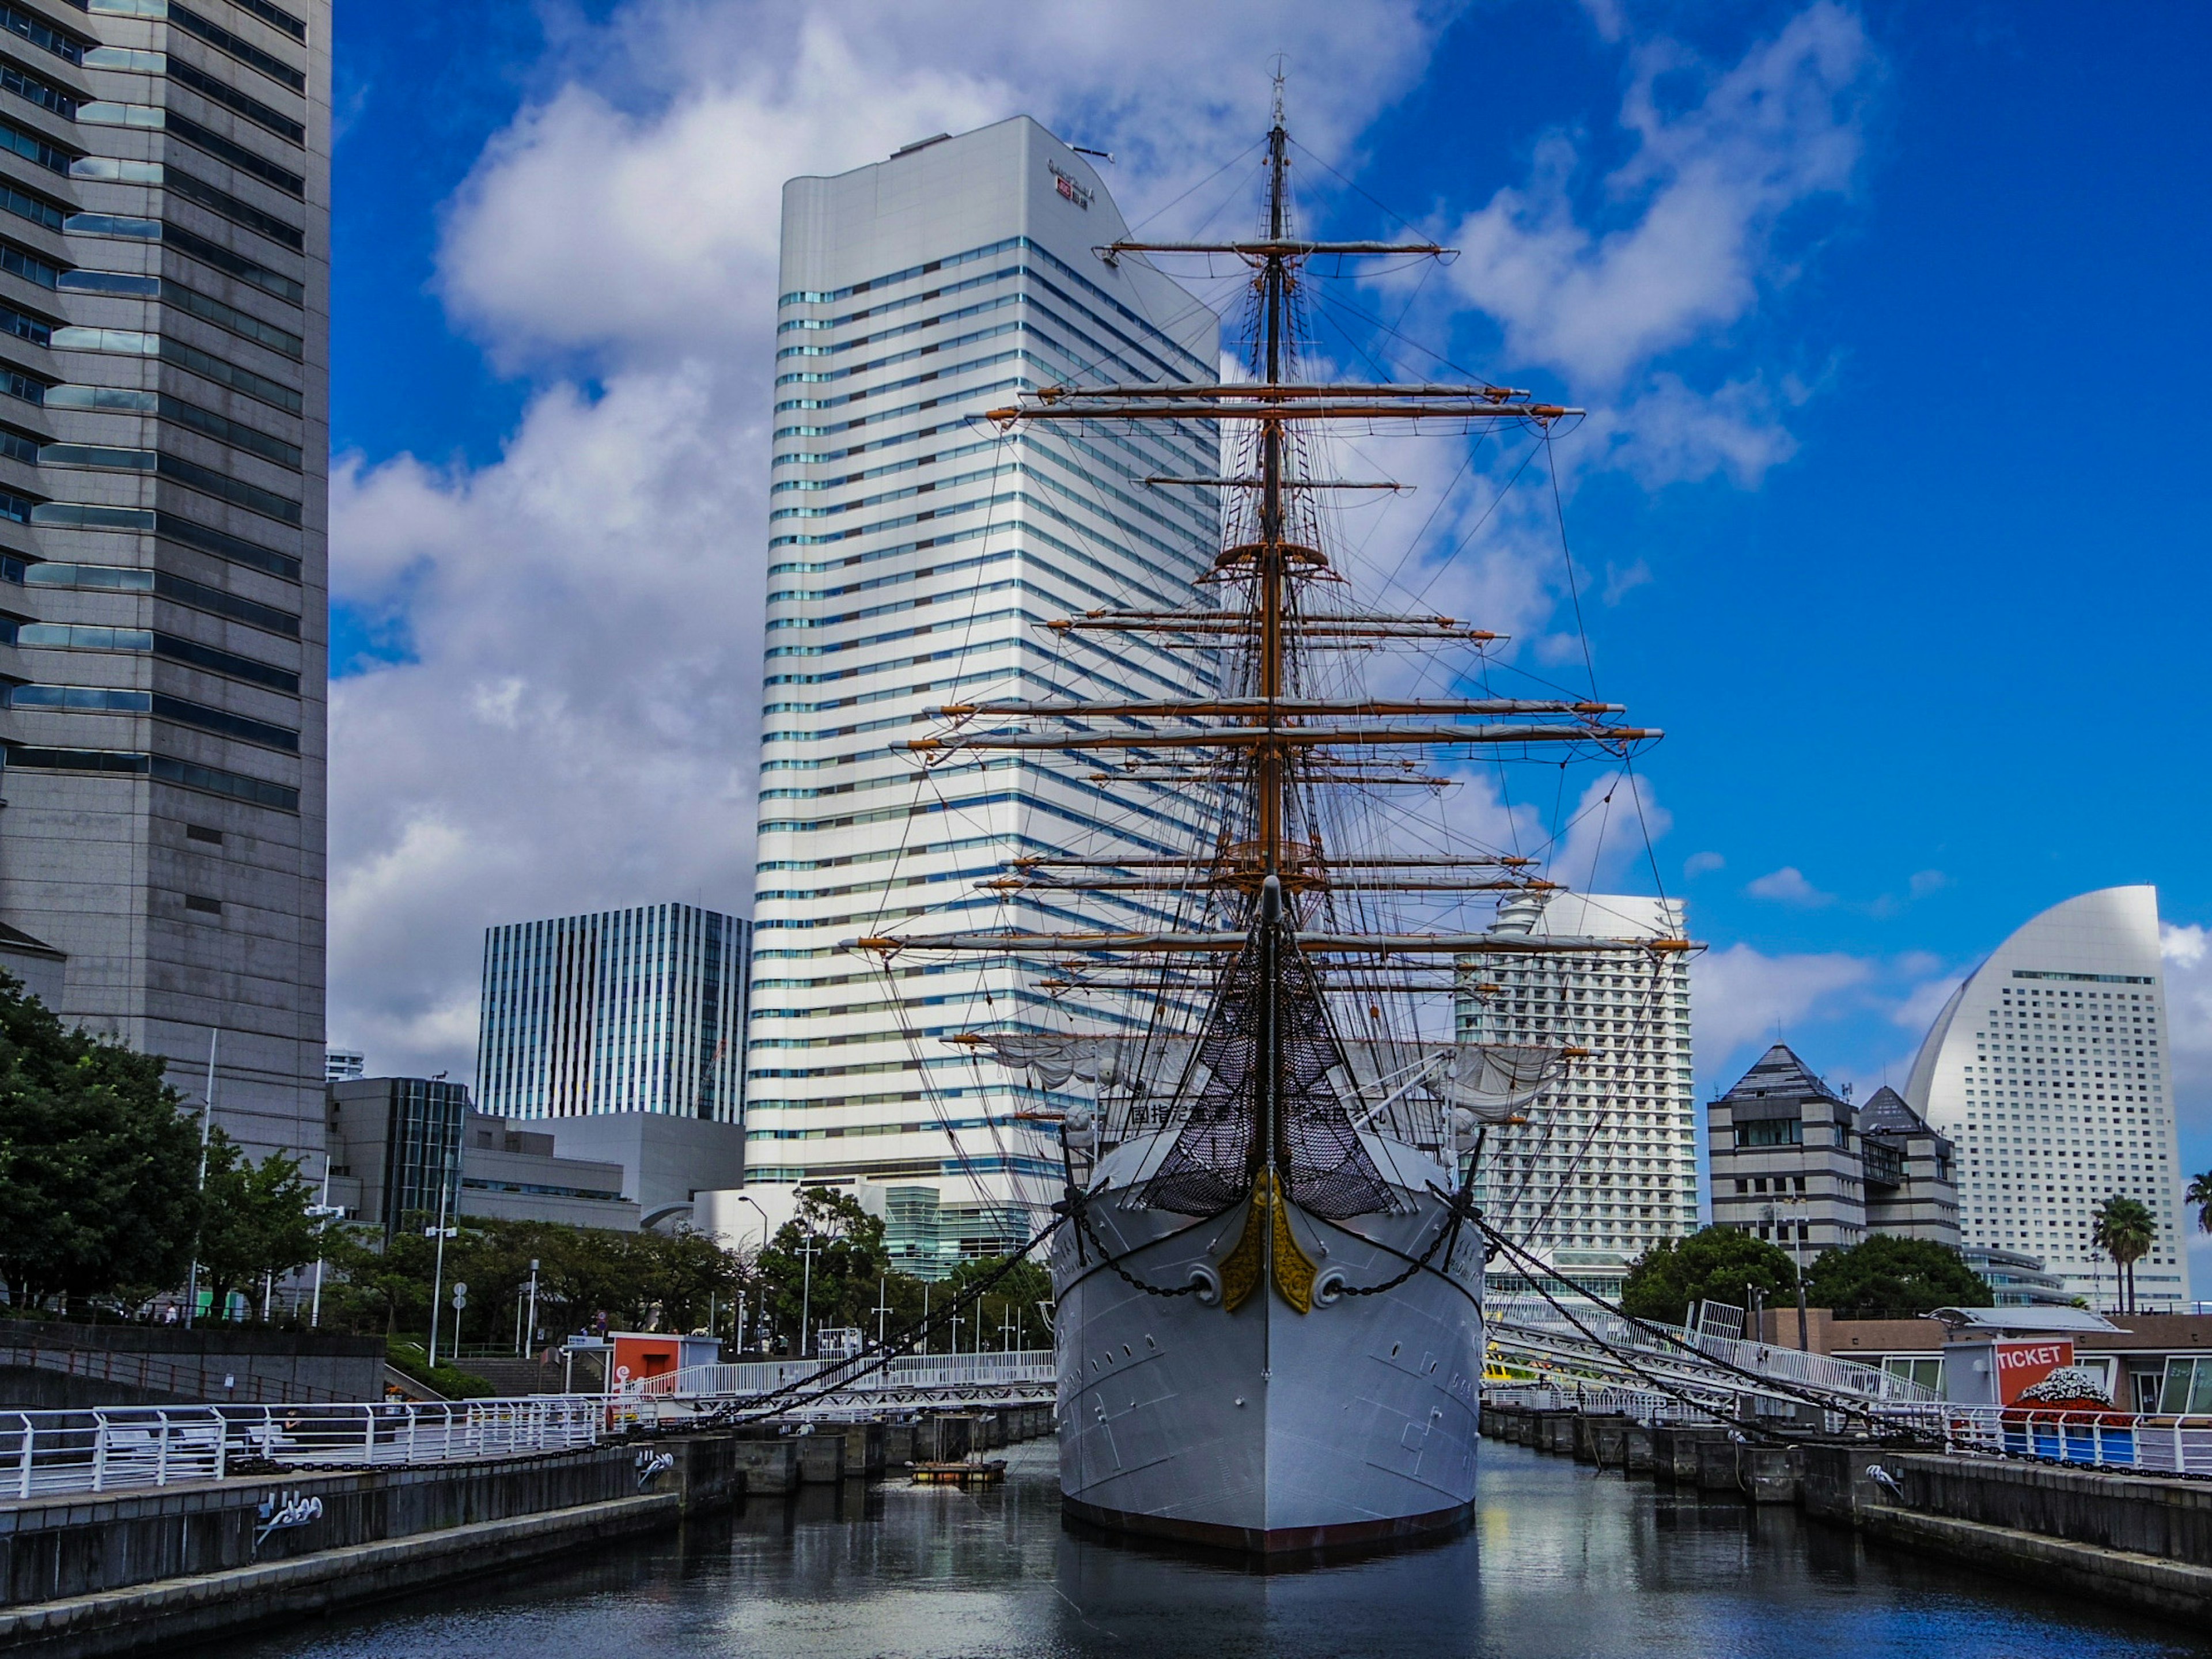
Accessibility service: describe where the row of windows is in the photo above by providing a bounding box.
[0,3,85,66]
[780,234,1213,381]
[46,382,301,468]
[770,469,1215,607]
[0,54,73,120]
[5,683,297,751]
[0,743,296,810]
[53,324,301,414]
[775,315,1018,384]
[161,160,304,250]
[164,54,303,146]
[773,439,1214,573]
[7,619,298,693]
[20,559,298,635]
[164,107,304,199]
[39,443,301,525]
[33,499,299,581]
[169,1,305,93]
[0,112,66,175]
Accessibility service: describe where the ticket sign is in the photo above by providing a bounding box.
[1994,1338,2075,1405]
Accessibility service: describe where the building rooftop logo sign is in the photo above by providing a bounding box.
[1048,161,1092,210]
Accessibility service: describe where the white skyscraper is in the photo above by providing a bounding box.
[1458,891,1698,1293]
[745,119,1222,1248]
[1907,885,2187,1308]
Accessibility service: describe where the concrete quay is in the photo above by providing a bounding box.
[1482,1399,2212,1624]
[0,1402,1056,1656]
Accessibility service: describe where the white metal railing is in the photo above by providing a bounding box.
[626,1349,1055,1404]
[1486,1295,1941,1406]
[0,1397,605,1500]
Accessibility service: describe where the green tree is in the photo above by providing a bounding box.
[2186,1171,2212,1237]
[757,1188,889,1353]
[1620,1226,1798,1327]
[938,1253,1053,1352]
[1802,1234,1991,1318]
[0,972,202,1309]
[320,1215,752,1352]
[194,1132,321,1318]
[2092,1195,2157,1313]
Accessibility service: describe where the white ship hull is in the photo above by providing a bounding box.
[1051,1130,1484,1554]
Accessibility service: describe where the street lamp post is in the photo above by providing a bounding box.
[797,1233,820,1360]
[425,1149,459,1368]
[183,1029,218,1328]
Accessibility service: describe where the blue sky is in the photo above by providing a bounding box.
[322,1,2212,1257]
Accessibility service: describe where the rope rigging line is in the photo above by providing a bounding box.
[677,1218,1067,1429]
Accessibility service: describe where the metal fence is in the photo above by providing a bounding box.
[1485,1294,1941,1406]
[0,1397,604,1500]
[0,1340,369,1406]
[627,1349,1056,1404]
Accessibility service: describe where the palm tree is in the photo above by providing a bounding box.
[2187,1171,2212,1237]
[2092,1195,2157,1313]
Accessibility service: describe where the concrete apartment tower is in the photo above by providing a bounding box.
[1457,891,1698,1296]
[1907,885,2188,1308]
[747,119,1221,1248]
[0,0,328,1160]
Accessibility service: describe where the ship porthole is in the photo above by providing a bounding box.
[1391,1342,1402,1358]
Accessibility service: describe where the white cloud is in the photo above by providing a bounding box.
[1683,850,1724,877]
[1438,2,1874,485]
[326,1,1880,1078]
[1746,865,1832,906]
[1691,942,1873,1060]
[2162,923,2212,1137]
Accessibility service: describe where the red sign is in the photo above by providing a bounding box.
[1993,1338,2074,1405]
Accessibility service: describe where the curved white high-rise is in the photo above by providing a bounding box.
[1907,886,2186,1308]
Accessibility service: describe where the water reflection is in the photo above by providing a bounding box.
[222,1440,2207,1658]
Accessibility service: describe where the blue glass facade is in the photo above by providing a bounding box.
[475,902,750,1123]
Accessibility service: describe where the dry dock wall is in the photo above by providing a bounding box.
[1486,1402,2212,1624]
[0,1437,742,1657]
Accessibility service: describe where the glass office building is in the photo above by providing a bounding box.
[0,0,330,1160]
[744,118,1221,1233]
[475,902,750,1123]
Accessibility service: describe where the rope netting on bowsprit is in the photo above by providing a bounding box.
[1134,925,1395,1221]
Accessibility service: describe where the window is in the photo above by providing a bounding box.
[0,3,86,65]
[0,113,69,174]
[0,56,74,120]
[158,221,305,305]
[0,365,44,405]
[184,823,222,844]
[0,236,60,290]
[158,392,302,469]
[164,56,302,145]
[161,163,304,250]
[1737,1118,1802,1148]
[160,334,301,414]
[0,301,48,346]
[152,631,298,692]
[7,684,150,713]
[183,893,222,915]
[153,691,297,751]
[168,3,305,92]
[165,111,305,199]
[160,276,304,358]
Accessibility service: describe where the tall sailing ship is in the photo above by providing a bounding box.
[857,92,1685,1553]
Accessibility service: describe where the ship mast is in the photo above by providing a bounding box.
[856,87,1691,1214]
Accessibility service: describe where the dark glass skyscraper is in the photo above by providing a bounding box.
[0,0,328,1159]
